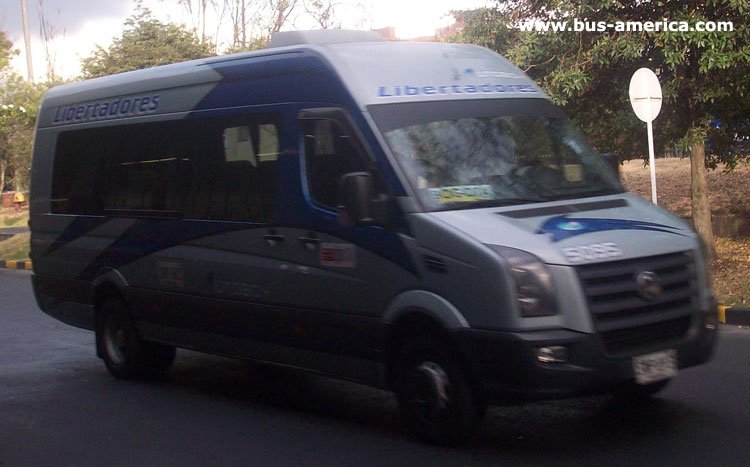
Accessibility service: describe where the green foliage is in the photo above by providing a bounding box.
[0,30,18,74]
[3,214,27,227]
[0,232,30,261]
[80,3,215,79]
[0,75,47,122]
[0,75,48,192]
[452,0,750,166]
[452,8,517,51]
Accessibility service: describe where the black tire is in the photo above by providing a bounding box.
[615,379,671,400]
[394,336,481,444]
[98,297,175,380]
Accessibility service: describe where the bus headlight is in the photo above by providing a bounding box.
[492,246,559,317]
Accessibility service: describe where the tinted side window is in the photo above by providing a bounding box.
[51,130,110,215]
[303,118,368,209]
[50,114,280,223]
[104,124,188,214]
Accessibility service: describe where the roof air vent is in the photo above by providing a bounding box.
[267,30,386,48]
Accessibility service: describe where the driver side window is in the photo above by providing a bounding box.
[302,118,368,210]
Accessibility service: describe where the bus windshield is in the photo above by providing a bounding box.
[369,99,624,211]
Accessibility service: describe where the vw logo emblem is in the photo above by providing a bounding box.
[636,271,663,300]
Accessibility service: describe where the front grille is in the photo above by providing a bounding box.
[576,251,697,355]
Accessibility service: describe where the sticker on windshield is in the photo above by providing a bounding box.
[428,185,495,204]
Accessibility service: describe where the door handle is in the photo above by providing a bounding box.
[264,233,285,246]
[299,235,320,251]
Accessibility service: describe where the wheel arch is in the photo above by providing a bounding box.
[382,290,472,391]
[92,269,129,358]
[383,290,469,330]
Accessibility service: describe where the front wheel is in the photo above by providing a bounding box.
[394,336,482,444]
[98,297,175,380]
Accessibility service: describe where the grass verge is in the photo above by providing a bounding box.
[0,208,29,228]
[0,232,30,261]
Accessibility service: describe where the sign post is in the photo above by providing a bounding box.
[629,68,662,204]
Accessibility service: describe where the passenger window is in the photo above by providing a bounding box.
[303,118,368,209]
[51,114,280,223]
[224,126,256,164]
[52,131,108,214]
[258,124,279,162]
[185,118,279,223]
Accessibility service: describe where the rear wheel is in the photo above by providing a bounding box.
[98,297,175,380]
[394,336,481,444]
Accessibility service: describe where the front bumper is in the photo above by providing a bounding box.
[452,306,718,405]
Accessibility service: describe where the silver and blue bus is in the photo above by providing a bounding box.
[30,30,717,442]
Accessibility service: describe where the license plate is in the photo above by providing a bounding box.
[632,349,678,385]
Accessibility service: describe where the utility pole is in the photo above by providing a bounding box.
[21,0,34,82]
[241,0,246,49]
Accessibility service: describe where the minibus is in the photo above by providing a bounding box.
[30,29,717,442]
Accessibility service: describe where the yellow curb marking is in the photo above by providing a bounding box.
[718,304,727,324]
[0,260,31,270]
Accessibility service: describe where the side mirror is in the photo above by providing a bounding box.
[337,172,387,227]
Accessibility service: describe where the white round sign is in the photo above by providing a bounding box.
[629,68,662,123]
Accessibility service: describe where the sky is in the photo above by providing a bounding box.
[0,0,490,81]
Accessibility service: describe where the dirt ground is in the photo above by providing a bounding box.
[620,157,750,217]
[620,158,750,306]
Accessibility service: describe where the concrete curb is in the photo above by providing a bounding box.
[0,260,32,270]
[719,304,750,326]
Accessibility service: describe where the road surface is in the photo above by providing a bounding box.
[2,269,750,466]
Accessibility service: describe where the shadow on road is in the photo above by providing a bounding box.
[140,350,704,455]
[164,353,400,432]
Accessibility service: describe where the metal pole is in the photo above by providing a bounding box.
[647,120,657,204]
[21,0,34,82]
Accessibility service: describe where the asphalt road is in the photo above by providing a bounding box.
[2,268,750,467]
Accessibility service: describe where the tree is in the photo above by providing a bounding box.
[0,74,47,192]
[38,0,65,82]
[0,104,32,192]
[265,0,299,38]
[453,0,750,258]
[0,32,25,192]
[304,0,341,29]
[0,31,18,73]
[178,0,215,45]
[223,0,300,52]
[80,3,215,79]
[227,0,251,50]
[216,0,362,52]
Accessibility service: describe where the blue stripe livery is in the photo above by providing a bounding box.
[537,215,684,242]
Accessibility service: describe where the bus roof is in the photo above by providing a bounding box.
[38,31,547,129]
